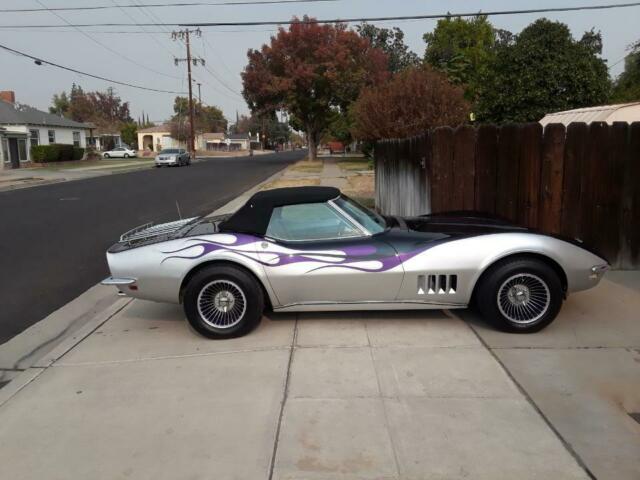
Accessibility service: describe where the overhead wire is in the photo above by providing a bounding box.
[33,0,182,81]
[0,41,187,94]
[0,0,339,13]
[3,2,640,28]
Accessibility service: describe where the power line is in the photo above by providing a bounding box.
[33,0,182,80]
[2,2,639,28]
[0,41,187,94]
[0,0,338,13]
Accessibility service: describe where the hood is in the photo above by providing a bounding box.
[402,211,528,236]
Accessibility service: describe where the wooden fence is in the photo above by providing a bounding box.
[375,122,640,269]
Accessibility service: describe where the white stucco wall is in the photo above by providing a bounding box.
[1,124,87,163]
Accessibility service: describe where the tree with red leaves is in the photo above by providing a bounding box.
[351,66,470,141]
[242,17,389,160]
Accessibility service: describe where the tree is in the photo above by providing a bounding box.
[169,96,227,142]
[476,19,611,123]
[242,16,389,160]
[612,46,640,102]
[49,91,70,116]
[120,122,138,148]
[49,84,133,129]
[356,23,420,73]
[350,66,470,141]
[423,15,498,101]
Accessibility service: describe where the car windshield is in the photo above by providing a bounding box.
[160,149,180,154]
[333,195,386,234]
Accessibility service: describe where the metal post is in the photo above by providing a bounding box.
[185,30,196,156]
[197,82,202,104]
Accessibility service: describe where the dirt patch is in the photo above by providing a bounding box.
[343,174,374,199]
[337,159,372,172]
[261,177,321,190]
[290,160,323,174]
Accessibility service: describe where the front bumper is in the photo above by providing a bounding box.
[102,277,138,296]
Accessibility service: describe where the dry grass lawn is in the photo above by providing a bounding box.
[261,177,321,190]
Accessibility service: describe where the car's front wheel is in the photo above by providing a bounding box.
[104,153,110,158]
[183,265,264,339]
[124,153,129,158]
[476,257,563,333]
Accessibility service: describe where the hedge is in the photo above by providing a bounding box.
[30,144,85,163]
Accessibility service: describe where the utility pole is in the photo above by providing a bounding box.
[172,28,204,157]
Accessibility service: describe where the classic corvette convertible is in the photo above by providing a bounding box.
[102,186,609,339]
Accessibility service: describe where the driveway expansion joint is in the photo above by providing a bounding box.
[268,314,298,480]
[448,309,599,480]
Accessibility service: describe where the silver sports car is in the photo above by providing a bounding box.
[102,186,609,339]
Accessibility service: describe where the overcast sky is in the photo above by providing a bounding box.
[0,0,637,123]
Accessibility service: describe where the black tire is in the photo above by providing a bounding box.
[124,153,129,158]
[183,265,264,339]
[476,257,563,333]
[103,153,110,158]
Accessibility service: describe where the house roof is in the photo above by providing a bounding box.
[540,102,640,126]
[202,132,226,141]
[0,100,91,129]
[228,133,253,140]
[138,123,171,133]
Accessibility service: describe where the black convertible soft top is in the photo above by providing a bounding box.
[219,186,340,236]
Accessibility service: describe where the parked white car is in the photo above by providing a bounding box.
[103,147,137,158]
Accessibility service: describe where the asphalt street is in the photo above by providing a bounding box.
[0,151,304,344]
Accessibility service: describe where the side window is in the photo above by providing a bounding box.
[266,203,362,241]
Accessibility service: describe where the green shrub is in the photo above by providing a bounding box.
[72,147,85,160]
[30,145,49,162]
[30,144,83,162]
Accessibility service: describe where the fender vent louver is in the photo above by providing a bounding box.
[418,274,458,295]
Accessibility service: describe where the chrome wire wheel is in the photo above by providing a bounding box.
[197,280,247,329]
[497,273,550,325]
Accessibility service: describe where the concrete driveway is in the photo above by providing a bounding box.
[0,297,591,479]
[457,271,640,480]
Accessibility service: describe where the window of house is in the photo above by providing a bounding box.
[30,129,39,148]
[48,130,55,144]
[73,131,81,147]
[18,138,28,161]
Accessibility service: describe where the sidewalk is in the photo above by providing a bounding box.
[0,162,595,479]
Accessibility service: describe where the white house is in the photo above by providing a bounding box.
[539,102,640,126]
[1,91,92,169]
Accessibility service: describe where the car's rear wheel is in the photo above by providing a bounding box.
[476,258,563,333]
[124,153,129,158]
[104,153,110,158]
[183,265,264,339]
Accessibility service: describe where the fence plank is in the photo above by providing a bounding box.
[452,125,477,210]
[621,122,640,268]
[599,122,627,267]
[474,124,498,213]
[496,124,521,222]
[430,127,454,213]
[539,123,566,234]
[561,122,588,240]
[581,122,610,251]
[518,123,543,227]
